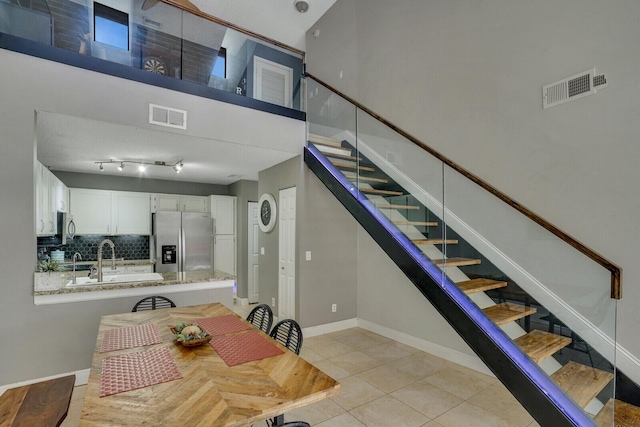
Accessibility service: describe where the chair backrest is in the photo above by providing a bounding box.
[131,295,176,312]
[246,304,273,333]
[269,319,303,355]
[280,423,310,427]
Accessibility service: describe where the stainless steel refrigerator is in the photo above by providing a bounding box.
[153,211,213,280]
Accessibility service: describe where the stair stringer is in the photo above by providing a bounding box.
[333,130,638,388]
[305,145,595,427]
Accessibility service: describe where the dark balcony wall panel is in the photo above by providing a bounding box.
[47,0,90,53]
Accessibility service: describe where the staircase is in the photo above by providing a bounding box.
[306,133,640,426]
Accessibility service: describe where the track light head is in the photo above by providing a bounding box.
[118,162,125,171]
[99,163,104,171]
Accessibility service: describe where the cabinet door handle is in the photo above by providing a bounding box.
[40,219,45,232]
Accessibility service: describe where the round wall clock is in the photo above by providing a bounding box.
[258,193,277,233]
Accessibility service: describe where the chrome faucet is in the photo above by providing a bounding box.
[97,239,116,282]
[71,252,82,284]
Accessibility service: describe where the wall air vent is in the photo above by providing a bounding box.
[149,104,187,130]
[543,69,608,109]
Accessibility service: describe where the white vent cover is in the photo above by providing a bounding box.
[543,69,607,109]
[149,104,187,129]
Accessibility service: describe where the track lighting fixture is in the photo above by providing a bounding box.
[95,159,184,173]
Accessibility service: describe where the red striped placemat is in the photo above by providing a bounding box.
[195,315,252,337]
[100,324,162,353]
[210,331,284,367]
[99,347,182,397]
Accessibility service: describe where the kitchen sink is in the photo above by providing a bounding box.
[66,272,164,287]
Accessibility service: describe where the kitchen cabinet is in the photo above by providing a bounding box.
[50,173,69,213]
[36,162,62,236]
[70,189,150,235]
[151,194,210,213]
[211,195,236,275]
[210,195,236,235]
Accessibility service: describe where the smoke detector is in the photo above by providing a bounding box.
[294,0,309,13]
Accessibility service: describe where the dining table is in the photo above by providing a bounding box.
[79,302,340,426]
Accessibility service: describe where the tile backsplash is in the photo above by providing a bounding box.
[52,235,150,261]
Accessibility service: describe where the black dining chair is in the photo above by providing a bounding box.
[269,319,303,355]
[131,295,176,312]
[246,304,274,334]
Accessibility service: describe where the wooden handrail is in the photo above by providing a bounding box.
[159,0,305,58]
[306,72,622,299]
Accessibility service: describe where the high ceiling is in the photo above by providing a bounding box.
[37,0,337,185]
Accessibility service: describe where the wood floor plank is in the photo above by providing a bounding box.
[308,134,342,148]
[514,330,572,363]
[594,399,640,427]
[456,278,507,294]
[360,187,404,196]
[393,221,438,227]
[374,203,420,210]
[343,172,389,184]
[550,361,613,408]
[330,160,375,172]
[482,302,537,325]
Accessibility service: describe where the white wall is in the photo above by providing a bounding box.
[0,48,302,386]
[306,0,640,363]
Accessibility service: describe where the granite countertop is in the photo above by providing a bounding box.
[55,259,156,268]
[33,269,236,296]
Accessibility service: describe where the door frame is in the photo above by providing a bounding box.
[278,186,296,320]
[248,201,259,304]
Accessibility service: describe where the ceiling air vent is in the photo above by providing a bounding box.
[542,68,607,109]
[149,104,187,130]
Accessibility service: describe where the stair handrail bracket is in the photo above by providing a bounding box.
[304,73,622,300]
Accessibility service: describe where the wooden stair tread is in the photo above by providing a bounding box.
[393,221,438,227]
[513,330,572,363]
[323,152,363,162]
[360,188,404,196]
[434,257,482,268]
[308,134,342,148]
[456,278,508,294]
[550,361,613,408]
[594,399,640,427]
[482,302,537,326]
[343,172,389,184]
[331,160,375,172]
[412,239,458,245]
[374,204,420,210]
[0,374,75,427]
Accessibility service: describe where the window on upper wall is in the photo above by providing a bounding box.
[94,2,129,50]
[211,47,227,79]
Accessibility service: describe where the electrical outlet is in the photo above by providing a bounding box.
[331,304,337,313]
[260,247,265,255]
[305,251,311,261]
[272,297,276,307]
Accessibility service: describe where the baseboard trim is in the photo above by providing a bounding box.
[236,297,250,306]
[0,369,90,397]
[302,318,358,338]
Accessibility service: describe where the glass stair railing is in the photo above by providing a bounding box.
[304,75,638,426]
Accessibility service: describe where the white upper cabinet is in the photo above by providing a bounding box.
[151,194,210,213]
[50,173,69,213]
[210,195,236,235]
[35,162,53,236]
[70,189,150,235]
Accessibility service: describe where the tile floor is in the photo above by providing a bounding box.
[61,302,540,427]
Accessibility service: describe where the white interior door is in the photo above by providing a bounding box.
[248,202,259,304]
[278,187,296,320]
[253,56,293,108]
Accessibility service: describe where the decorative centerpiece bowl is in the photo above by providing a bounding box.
[169,322,212,347]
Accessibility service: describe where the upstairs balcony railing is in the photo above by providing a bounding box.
[305,73,626,426]
[0,0,305,118]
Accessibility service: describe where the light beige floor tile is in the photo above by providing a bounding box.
[323,327,368,340]
[350,395,431,427]
[334,331,390,350]
[70,384,87,401]
[284,396,346,425]
[390,351,448,379]
[527,420,541,427]
[305,336,355,359]
[61,397,83,427]
[446,362,498,384]
[423,368,492,400]
[466,383,533,426]
[315,412,367,427]
[390,378,465,419]
[360,341,414,362]
[299,346,325,364]
[330,351,384,374]
[422,421,446,427]
[356,364,421,393]
[313,359,353,380]
[330,376,386,411]
[434,401,515,427]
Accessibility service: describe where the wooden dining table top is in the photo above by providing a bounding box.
[80,303,340,426]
